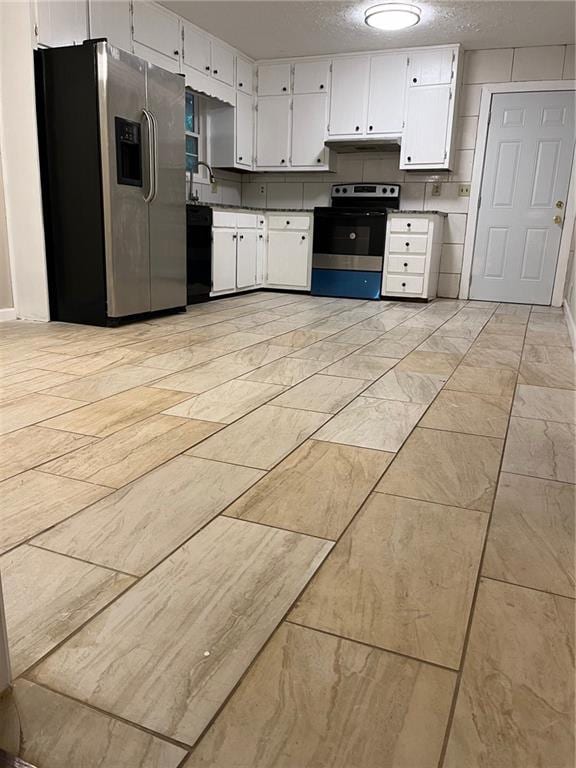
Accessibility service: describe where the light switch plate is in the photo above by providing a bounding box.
[431,183,442,197]
[458,184,471,197]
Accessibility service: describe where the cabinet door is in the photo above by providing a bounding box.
[408,48,454,86]
[256,231,266,285]
[182,22,211,74]
[89,1,131,52]
[36,0,88,47]
[401,84,451,167]
[236,91,254,168]
[367,52,407,135]
[236,229,257,288]
[255,96,291,168]
[257,63,291,95]
[132,2,180,61]
[267,231,310,287]
[291,93,328,167]
[212,229,237,292]
[212,42,234,86]
[328,57,369,136]
[293,60,330,94]
[237,57,254,94]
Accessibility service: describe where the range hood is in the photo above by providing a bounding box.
[325,138,401,153]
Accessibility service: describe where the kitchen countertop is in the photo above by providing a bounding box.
[188,202,447,215]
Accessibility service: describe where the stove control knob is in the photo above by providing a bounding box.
[382,187,388,194]
[342,187,348,193]
[334,187,340,194]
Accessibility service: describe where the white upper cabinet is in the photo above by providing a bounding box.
[293,60,330,94]
[132,2,180,62]
[237,57,254,94]
[401,84,452,167]
[211,42,234,86]
[257,63,291,95]
[236,91,254,167]
[256,96,291,167]
[408,47,454,86]
[182,21,211,74]
[88,1,131,53]
[367,52,407,135]
[328,57,370,136]
[36,0,88,47]
[291,93,328,167]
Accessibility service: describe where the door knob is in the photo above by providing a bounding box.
[556,200,564,209]
[553,215,563,225]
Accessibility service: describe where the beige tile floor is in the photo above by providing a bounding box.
[0,291,574,767]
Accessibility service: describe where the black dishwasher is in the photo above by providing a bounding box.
[186,205,212,303]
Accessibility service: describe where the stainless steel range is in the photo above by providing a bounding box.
[311,183,400,300]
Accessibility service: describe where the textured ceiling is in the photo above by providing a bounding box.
[162,0,575,59]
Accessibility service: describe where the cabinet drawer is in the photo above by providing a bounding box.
[213,211,237,228]
[385,275,424,294]
[388,256,426,274]
[388,234,428,254]
[268,215,311,231]
[389,217,429,234]
[236,213,258,228]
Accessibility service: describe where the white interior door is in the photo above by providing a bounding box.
[470,91,575,304]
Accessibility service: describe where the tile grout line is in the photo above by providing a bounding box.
[436,301,530,768]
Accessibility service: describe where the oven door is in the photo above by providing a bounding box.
[312,208,387,271]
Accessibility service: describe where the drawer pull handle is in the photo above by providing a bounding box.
[405,242,410,247]
[407,222,411,228]
[239,82,243,87]
[286,220,290,225]
[319,83,324,89]
[282,86,287,92]
[205,66,210,71]
[259,235,263,239]
[280,159,286,164]
[301,235,306,240]
[239,234,244,240]
[402,282,406,287]
[404,262,408,267]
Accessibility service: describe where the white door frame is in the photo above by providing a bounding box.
[459,80,576,305]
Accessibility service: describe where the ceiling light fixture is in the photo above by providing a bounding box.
[364,3,421,30]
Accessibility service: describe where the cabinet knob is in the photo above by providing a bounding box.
[213,69,218,74]
[355,125,360,131]
[301,235,306,241]
[239,234,244,240]
[286,220,290,225]
[407,156,412,162]
[173,50,179,56]
[238,156,243,161]
[319,83,324,89]
[260,220,264,224]
[316,158,322,163]
[205,66,210,71]
[407,222,411,228]
[239,82,243,87]
[402,282,407,287]
[405,242,410,247]
[282,86,287,92]
[259,234,263,239]
[404,262,408,267]
[232,234,237,239]
[368,125,373,131]
[281,159,286,164]
[412,77,418,83]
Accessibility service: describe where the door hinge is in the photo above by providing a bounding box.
[34,23,38,37]
[487,111,492,126]
[402,120,405,129]
[406,56,410,66]
[444,149,448,160]
[478,194,482,208]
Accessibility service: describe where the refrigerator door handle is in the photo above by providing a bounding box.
[150,110,159,204]
[142,108,156,203]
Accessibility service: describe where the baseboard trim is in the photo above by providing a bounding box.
[0,308,17,322]
[563,299,576,351]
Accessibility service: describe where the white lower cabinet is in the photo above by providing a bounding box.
[266,215,312,290]
[212,228,237,293]
[236,228,258,288]
[382,214,445,300]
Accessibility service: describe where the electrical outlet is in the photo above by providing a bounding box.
[259,185,266,195]
[458,184,471,197]
[431,183,442,197]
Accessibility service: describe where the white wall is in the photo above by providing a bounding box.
[0,2,50,321]
[0,145,14,312]
[242,44,575,300]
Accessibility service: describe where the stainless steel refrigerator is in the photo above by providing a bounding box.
[35,40,186,326]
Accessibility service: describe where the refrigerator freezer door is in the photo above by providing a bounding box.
[97,43,151,317]
[147,63,186,311]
